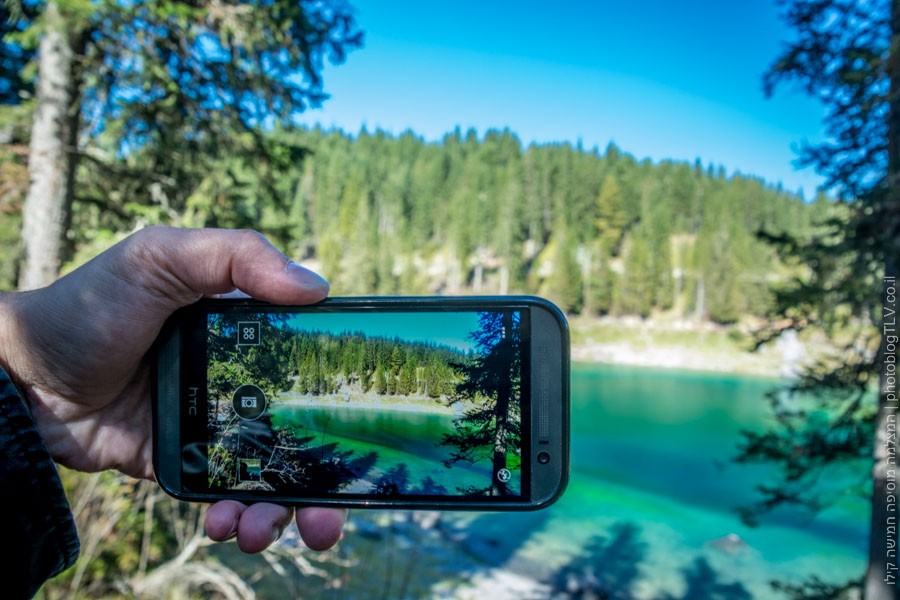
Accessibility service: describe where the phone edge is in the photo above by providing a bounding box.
[152,295,571,510]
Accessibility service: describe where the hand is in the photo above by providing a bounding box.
[0,226,346,553]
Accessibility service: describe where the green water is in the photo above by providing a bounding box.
[447,363,869,597]
[224,364,870,598]
[269,404,519,494]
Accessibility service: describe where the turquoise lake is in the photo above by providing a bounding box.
[269,403,513,495]
[442,363,870,597]
[227,363,871,598]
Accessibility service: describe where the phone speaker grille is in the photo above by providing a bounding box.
[537,345,550,438]
[539,400,549,438]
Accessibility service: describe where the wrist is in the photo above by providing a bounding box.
[0,289,88,471]
[0,291,27,392]
[0,290,55,422]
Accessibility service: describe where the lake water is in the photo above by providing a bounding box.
[269,403,505,495]
[442,363,870,598]
[251,363,869,598]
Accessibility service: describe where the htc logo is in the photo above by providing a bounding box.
[187,386,199,417]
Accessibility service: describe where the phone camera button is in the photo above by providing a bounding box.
[232,384,267,420]
[537,451,551,465]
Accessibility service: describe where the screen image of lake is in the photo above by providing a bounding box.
[268,402,520,496]
[437,364,869,597]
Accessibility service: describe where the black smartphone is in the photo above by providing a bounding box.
[152,296,569,510]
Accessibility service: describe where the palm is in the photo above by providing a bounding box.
[7,228,327,478]
[1,227,345,555]
[14,252,187,478]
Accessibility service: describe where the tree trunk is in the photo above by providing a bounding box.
[693,273,705,323]
[865,3,900,597]
[18,2,80,291]
[580,246,593,315]
[499,263,509,295]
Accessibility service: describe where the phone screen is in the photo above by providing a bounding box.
[180,308,531,501]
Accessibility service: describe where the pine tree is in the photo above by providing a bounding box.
[398,361,415,396]
[596,174,629,255]
[617,228,655,318]
[13,0,362,289]
[539,231,583,314]
[373,363,386,395]
[645,200,675,310]
[734,2,897,597]
[441,312,522,496]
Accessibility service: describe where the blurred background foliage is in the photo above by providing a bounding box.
[3,120,831,321]
[2,0,894,597]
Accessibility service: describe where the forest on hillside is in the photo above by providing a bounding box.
[207,312,466,407]
[1,123,831,324]
[288,330,463,399]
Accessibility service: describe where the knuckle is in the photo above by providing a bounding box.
[234,229,270,252]
[121,226,172,267]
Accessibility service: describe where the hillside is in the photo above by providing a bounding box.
[2,126,832,329]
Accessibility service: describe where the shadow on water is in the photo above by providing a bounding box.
[417,475,449,495]
[454,506,553,568]
[657,556,752,600]
[542,522,753,600]
[373,463,411,494]
[296,444,380,493]
[211,514,760,600]
[548,522,646,599]
[223,413,381,493]
[373,463,450,495]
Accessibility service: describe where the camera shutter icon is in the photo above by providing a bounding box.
[232,384,267,420]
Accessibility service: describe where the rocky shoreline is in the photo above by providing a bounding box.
[568,317,813,378]
[276,390,466,415]
[570,340,787,377]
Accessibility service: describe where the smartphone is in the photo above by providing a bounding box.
[153,296,569,510]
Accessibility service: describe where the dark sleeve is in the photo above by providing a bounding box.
[0,367,79,599]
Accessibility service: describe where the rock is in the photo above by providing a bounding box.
[708,533,749,554]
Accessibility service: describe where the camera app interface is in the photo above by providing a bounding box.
[204,310,525,498]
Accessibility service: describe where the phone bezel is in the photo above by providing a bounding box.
[152,296,569,510]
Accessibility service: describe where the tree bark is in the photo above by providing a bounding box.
[18,2,80,291]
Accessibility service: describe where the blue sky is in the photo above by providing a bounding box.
[286,312,484,353]
[298,0,827,199]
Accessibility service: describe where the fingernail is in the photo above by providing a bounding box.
[286,261,330,291]
[271,526,284,545]
[226,516,239,540]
